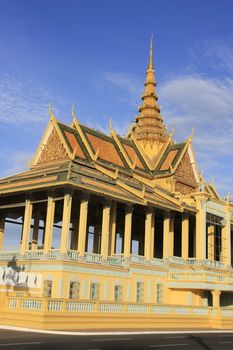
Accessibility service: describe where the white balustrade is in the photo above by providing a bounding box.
[8,298,17,309]
[174,307,190,315]
[128,304,148,313]
[130,254,146,264]
[99,303,124,313]
[221,309,233,317]
[66,301,94,312]
[1,245,19,252]
[48,249,60,259]
[192,307,209,315]
[168,256,186,265]
[107,256,126,267]
[26,250,44,260]
[68,250,79,261]
[152,305,171,314]
[84,252,103,263]
[150,258,165,267]
[21,299,43,310]
[48,300,62,311]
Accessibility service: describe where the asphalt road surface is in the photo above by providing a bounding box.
[1,330,233,350]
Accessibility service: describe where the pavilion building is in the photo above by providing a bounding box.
[0,39,233,330]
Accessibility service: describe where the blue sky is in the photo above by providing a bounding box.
[0,0,233,198]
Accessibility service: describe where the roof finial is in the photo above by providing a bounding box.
[71,104,76,120]
[149,34,154,70]
[48,103,55,120]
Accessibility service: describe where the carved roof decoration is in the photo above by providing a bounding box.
[154,142,186,175]
[204,182,221,201]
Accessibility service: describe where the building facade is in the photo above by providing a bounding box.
[0,39,233,330]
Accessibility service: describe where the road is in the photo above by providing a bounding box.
[0,330,233,350]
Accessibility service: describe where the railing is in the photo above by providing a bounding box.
[203,259,225,269]
[66,301,94,312]
[68,250,79,260]
[26,250,44,260]
[0,249,230,273]
[168,256,186,265]
[6,296,232,318]
[107,256,126,267]
[1,245,20,252]
[187,258,225,269]
[169,272,233,284]
[130,254,146,264]
[0,249,20,260]
[150,258,165,267]
[84,252,103,263]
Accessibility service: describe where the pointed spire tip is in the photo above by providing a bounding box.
[149,34,154,70]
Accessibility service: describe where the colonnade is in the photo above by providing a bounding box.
[0,191,197,261]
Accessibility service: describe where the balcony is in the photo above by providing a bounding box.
[0,247,230,272]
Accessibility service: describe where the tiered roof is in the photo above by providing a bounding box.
[0,38,204,213]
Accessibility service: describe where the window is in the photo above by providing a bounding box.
[69,281,80,299]
[43,280,52,298]
[90,283,100,300]
[114,285,123,302]
[156,283,163,304]
[136,282,144,302]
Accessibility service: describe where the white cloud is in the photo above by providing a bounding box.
[160,75,233,127]
[158,74,233,195]
[0,74,68,125]
[103,72,141,95]
[188,40,233,74]
[0,150,34,178]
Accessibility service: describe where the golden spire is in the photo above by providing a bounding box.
[148,34,154,70]
[129,36,169,158]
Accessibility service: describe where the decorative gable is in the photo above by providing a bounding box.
[174,150,198,195]
[204,183,220,200]
[37,128,69,165]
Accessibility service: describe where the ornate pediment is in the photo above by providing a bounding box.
[174,150,198,195]
[37,128,69,164]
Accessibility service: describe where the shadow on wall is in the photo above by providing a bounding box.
[0,256,39,292]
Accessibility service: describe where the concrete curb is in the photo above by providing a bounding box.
[0,325,233,336]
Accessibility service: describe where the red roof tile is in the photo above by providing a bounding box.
[64,131,86,159]
[86,133,125,167]
[123,144,145,169]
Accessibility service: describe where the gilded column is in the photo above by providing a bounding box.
[123,205,133,258]
[144,207,153,260]
[222,205,231,267]
[93,223,101,253]
[101,200,111,259]
[150,210,155,259]
[20,199,33,254]
[195,195,207,260]
[168,214,174,257]
[31,209,40,251]
[60,192,73,254]
[70,217,79,250]
[109,201,117,256]
[207,225,215,261]
[163,213,170,259]
[0,216,5,251]
[77,194,89,256]
[44,197,55,253]
[211,290,221,308]
[182,213,189,259]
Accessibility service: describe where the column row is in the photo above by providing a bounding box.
[5,193,194,261]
